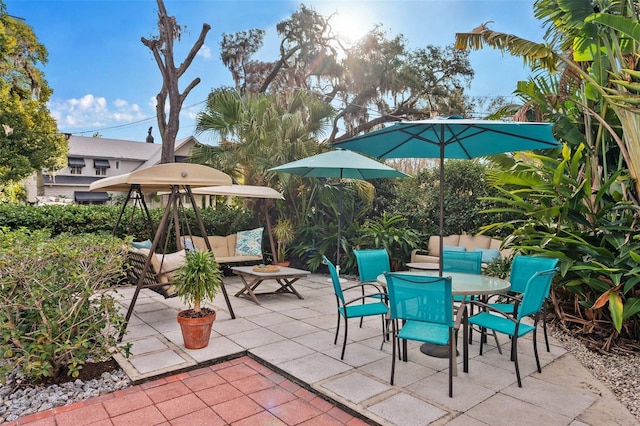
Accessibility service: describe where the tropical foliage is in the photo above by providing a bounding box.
[454,0,640,346]
[0,3,67,194]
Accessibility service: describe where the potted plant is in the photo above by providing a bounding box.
[173,249,223,349]
[272,217,294,266]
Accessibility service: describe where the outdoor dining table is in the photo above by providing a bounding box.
[376,271,511,362]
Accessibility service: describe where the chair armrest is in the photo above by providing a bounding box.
[410,248,429,263]
[343,282,386,294]
[454,303,468,331]
[343,293,387,306]
[468,300,518,322]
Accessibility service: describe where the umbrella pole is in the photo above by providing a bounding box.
[439,142,445,277]
[337,181,342,269]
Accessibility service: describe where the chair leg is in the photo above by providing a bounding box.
[513,334,522,387]
[533,326,542,373]
[340,317,348,360]
[448,329,454,398]
[334,314,341,345]
[542,305,550,352]
[492,330,503,355]
[390,322,397,385]
[379,314,386,350]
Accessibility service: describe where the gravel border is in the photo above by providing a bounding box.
[1,331,638,423]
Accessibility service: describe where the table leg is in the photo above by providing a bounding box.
[274,277,304,299]
[234,275,262,305]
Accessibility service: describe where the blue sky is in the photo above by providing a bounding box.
[5,0,546,144]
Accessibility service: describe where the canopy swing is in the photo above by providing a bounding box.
[188,184,285,263]
[89,163,234,341]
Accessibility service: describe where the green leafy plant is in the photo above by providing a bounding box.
[173,249,223,315]
[272,217,295,263]
[355,213,424,271]
[482,255,512,279]
[481,145,640,346]
[0,228,128,381]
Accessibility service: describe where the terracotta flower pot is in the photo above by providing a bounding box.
[177,310,216,349]
[274,261,290,267]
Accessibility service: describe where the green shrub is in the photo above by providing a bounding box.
[0,204,255,243]
[0,228,128,382]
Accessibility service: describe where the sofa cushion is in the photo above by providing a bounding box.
[459,234,492,251]
[428,235,460,257]
[474,248,501,263]
[235,227,264,257]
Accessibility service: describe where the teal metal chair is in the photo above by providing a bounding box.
[385,272,468,397]
[353,248,391,326]
[467,267,559,387]
[489,255,560,352]
[442,250,482,275]
[323,256,389,360]
[443,250,482,343]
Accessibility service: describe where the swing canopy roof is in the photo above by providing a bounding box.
[89,163,232,193]
[189,185,284,199]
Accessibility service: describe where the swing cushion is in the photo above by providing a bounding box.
[189,234,264,264]
[235,227,264,257]
[132,239,152,249]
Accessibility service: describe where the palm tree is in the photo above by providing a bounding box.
[454,1,640,203]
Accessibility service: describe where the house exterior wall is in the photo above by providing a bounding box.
[28,135,199,205]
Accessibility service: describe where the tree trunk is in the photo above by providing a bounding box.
[141,0,210,164]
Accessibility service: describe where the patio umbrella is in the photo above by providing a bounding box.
[269,148,409,266]
[331,118,561,274]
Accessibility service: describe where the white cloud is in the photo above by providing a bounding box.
[197,44,212,60]
[48,94,149,132]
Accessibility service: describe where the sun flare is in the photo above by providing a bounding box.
[329,5,375,44]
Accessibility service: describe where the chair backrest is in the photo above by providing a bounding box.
[385,273,453,327]
[517,268,559,319]
[509,255,560,293]
[442,250,482,274]
[353,249,391,282]
[323,255,346,305]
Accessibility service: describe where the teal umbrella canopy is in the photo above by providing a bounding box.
[331,118,561,274]
[269,148,408,267]
[330,119,560,159]
[269,148,409,179]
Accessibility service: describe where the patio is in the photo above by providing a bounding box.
[106,273,635,425]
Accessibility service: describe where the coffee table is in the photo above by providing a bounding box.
[231,266,310,305]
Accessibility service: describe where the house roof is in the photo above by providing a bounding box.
[140,136,197,168]
[69,135,160,162]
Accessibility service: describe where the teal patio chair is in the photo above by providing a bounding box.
[467,267,559,387]
[323,256,389,360]
[443,250,482,343]
[489,255,559,352]
[354,248,391,326]
[385,272,468,397]
[442,250,482,275]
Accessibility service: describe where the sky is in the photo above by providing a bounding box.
[5,0,548,144]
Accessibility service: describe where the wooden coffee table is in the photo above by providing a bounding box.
[231,266,310,305]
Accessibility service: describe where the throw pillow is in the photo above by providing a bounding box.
[442,245,466,252]
[132,239,152,249]
[474,248,501,263]
[235,227,264,257]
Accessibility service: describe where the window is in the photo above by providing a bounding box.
[95,168,107,176]
[68,157,85,175]
[115,161,120,170]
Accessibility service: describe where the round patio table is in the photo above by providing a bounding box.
[376,271,511,358]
